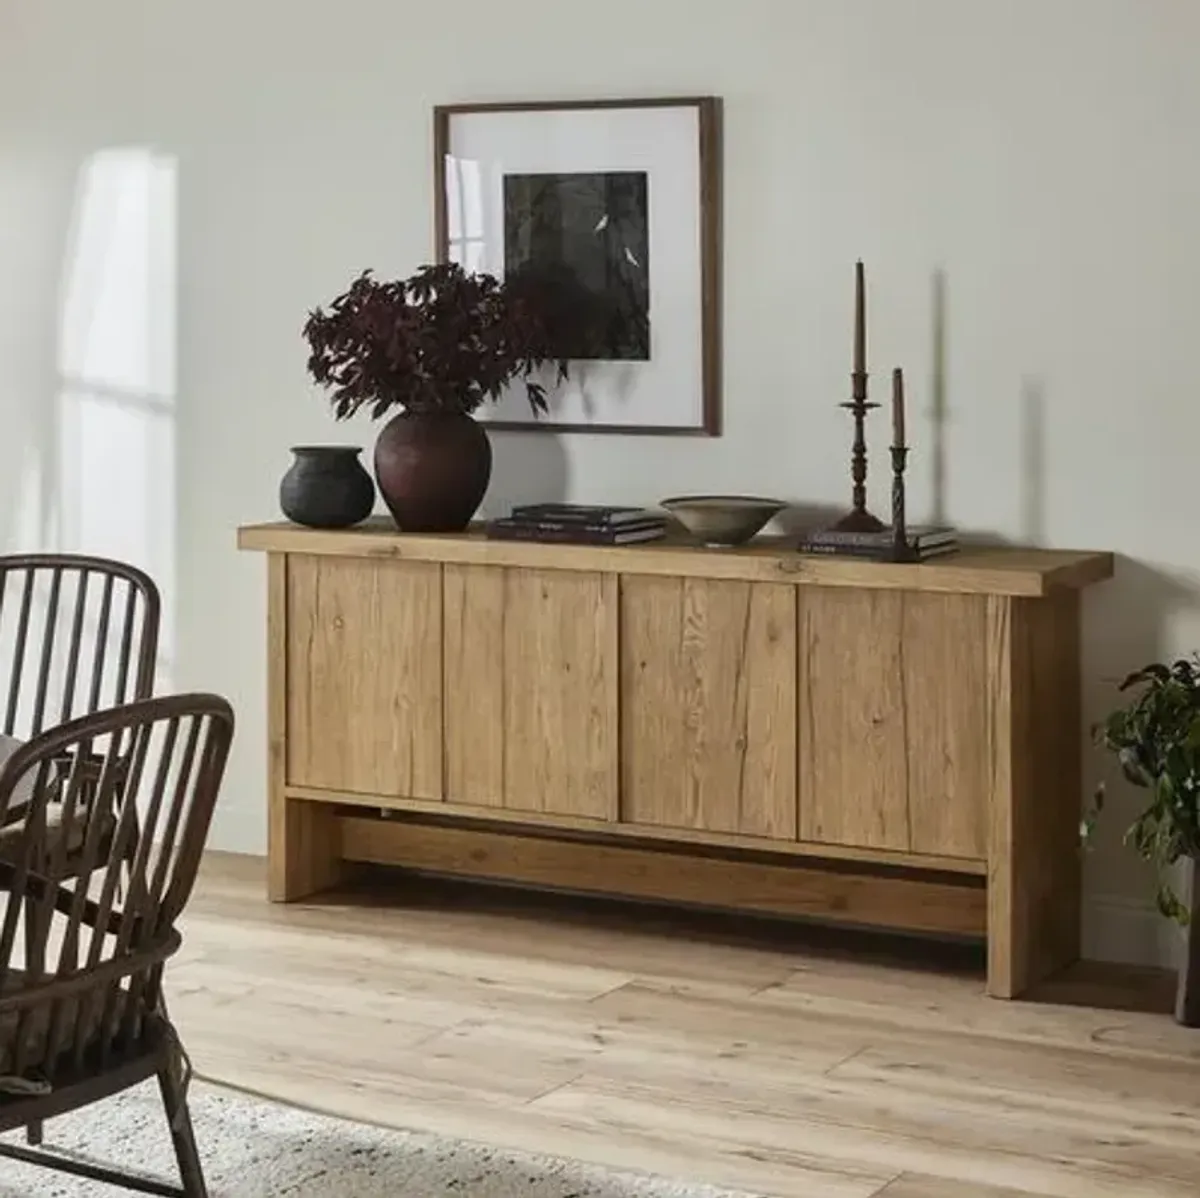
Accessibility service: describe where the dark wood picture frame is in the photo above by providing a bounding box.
[433,96,722,437]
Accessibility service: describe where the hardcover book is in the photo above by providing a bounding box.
[509,503,660,527]
[799,539,959,561]
[801,524,956,549]
[486,519,665,545]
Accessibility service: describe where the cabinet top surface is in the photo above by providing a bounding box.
[238,519,1113,597]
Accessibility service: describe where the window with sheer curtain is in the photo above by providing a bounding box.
[54,146,178,691]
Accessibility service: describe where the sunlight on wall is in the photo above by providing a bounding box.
[55,146,178,689]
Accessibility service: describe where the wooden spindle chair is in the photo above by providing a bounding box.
[0,693,234,1197]
[0,553,160,740]
[0,553,161,1148]
[0,553,161,871]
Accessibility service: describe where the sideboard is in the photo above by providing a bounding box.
[238,519,1113,998]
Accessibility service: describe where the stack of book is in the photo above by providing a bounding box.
[486,503,668,545]
[798,524,959,561]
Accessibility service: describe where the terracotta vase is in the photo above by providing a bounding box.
[278,446,374,529]
[373,410,492,533]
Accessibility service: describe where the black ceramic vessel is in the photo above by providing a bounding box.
[279,446,375,529]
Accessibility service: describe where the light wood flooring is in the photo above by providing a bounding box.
[168,853,1200,1198]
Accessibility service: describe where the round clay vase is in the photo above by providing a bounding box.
[373,410,492,533]
[279,446,375,529]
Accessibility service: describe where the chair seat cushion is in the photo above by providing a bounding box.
[0,970,131,1095]
[0,735,35,813]
[0,801,110,864]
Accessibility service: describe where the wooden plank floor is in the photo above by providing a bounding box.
[168,853,1199,1198]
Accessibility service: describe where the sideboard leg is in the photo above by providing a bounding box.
[265,550,344,901]
[986,592,1083,998]
[268,796,344,901]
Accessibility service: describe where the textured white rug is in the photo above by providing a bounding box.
[0,1081,760,1197]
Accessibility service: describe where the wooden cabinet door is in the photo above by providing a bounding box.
[620,577,797,840]
[443,565,618,820]
[285,555,442,799]
[797,588,988,860]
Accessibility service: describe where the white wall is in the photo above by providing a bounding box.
[1,0,1197,966]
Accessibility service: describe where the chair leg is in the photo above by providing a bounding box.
[22,897,46,1149]
[158,1058,207,1198]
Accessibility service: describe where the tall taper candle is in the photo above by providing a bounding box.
[854,260,866,376]
[892,366,906,448]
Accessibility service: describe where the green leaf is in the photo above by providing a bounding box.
[1121,663,1171,690]
[1090,657,1200,912]
[1185,714,1200,750]
[1156,882,1191,925]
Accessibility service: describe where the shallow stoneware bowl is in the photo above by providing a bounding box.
[660,495,788,547]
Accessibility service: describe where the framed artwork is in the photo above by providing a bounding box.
[433,97,722,435]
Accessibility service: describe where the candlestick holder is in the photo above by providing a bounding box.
[830,367,887,533]
[889,444,915,562]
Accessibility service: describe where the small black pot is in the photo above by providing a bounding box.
[279,446,375,529]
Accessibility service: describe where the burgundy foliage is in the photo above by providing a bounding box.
[303,263,571,420]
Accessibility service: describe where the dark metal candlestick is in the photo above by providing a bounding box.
[831,262,885,533]
[830,386,885,532]
[890,445,911,560]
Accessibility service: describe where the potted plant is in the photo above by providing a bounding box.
[302,262,570,532]
[1088,656,1200,1025]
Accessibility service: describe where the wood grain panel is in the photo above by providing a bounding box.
[503,569,618,819]
[285,554,442,799]
[798,589,989,860]
[901,594,989,859]
[443,563,505,807]
[987,591,1083,998]
[287,784,986,874]
[339,816,987,938]
[621,576,796,839]
[798,589,910,851]
[443,567,618,820]
[266,553,344,901]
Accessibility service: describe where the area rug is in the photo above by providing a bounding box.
[0,1081,760,1197]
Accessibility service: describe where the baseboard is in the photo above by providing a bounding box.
[1082,894,1181,969]
[207,801,266,857]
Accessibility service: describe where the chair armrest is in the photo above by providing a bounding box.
[0,860,128,938]
[0,926,181,1015]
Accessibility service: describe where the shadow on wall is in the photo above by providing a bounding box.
[928,268,948,527]
[479,430,570,517]
[1019,376,1046,547]
[773,503,847,538]
[925,270,1045,547]
[925,270,1043,548]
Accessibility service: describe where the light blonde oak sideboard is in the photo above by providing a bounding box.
[238,520,1113,998]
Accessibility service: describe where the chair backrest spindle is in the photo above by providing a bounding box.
[0,555,160,741]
